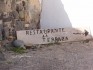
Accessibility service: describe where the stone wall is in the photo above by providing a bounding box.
[0,0,41,45]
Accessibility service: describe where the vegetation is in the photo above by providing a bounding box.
[11,47,26,54]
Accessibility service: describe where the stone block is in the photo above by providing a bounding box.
[9,11,19,19]
[3,27,10,39]
[19,11,25,20]
[15,20,24,30]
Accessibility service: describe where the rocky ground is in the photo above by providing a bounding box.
[0,40,93,70]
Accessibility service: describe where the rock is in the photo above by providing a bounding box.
[3,27,10,39]
[0,41,2,48]
[0,29,2,40]
[3,40,13,51]
[0,51,5,61]
[4,43,13,51]
[13,40,26,49]
[0,14,3,20]
[15,20,24,30]
[0,20,3,29]
[19,10,25,20]
[10,11,19,19]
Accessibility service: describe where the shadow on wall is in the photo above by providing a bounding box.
[40,0,72,29]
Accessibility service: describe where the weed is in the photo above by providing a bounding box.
[6,61,12,64]
[11,47,26,54]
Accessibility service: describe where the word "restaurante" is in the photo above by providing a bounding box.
[26,28,65,35]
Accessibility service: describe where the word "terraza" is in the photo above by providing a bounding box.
[42,36,68,42]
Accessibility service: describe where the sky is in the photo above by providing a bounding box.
[61,0,93,28]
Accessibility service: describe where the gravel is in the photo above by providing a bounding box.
[1,41,93,70]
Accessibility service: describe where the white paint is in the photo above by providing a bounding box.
[17,28,91,45]
[40,0,93,36]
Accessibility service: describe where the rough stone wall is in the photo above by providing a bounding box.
[0,1,5,13]
[0,0,41,44]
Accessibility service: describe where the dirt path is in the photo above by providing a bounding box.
[1,41,93,70]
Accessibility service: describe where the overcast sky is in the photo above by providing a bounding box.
[61,0,93,28]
